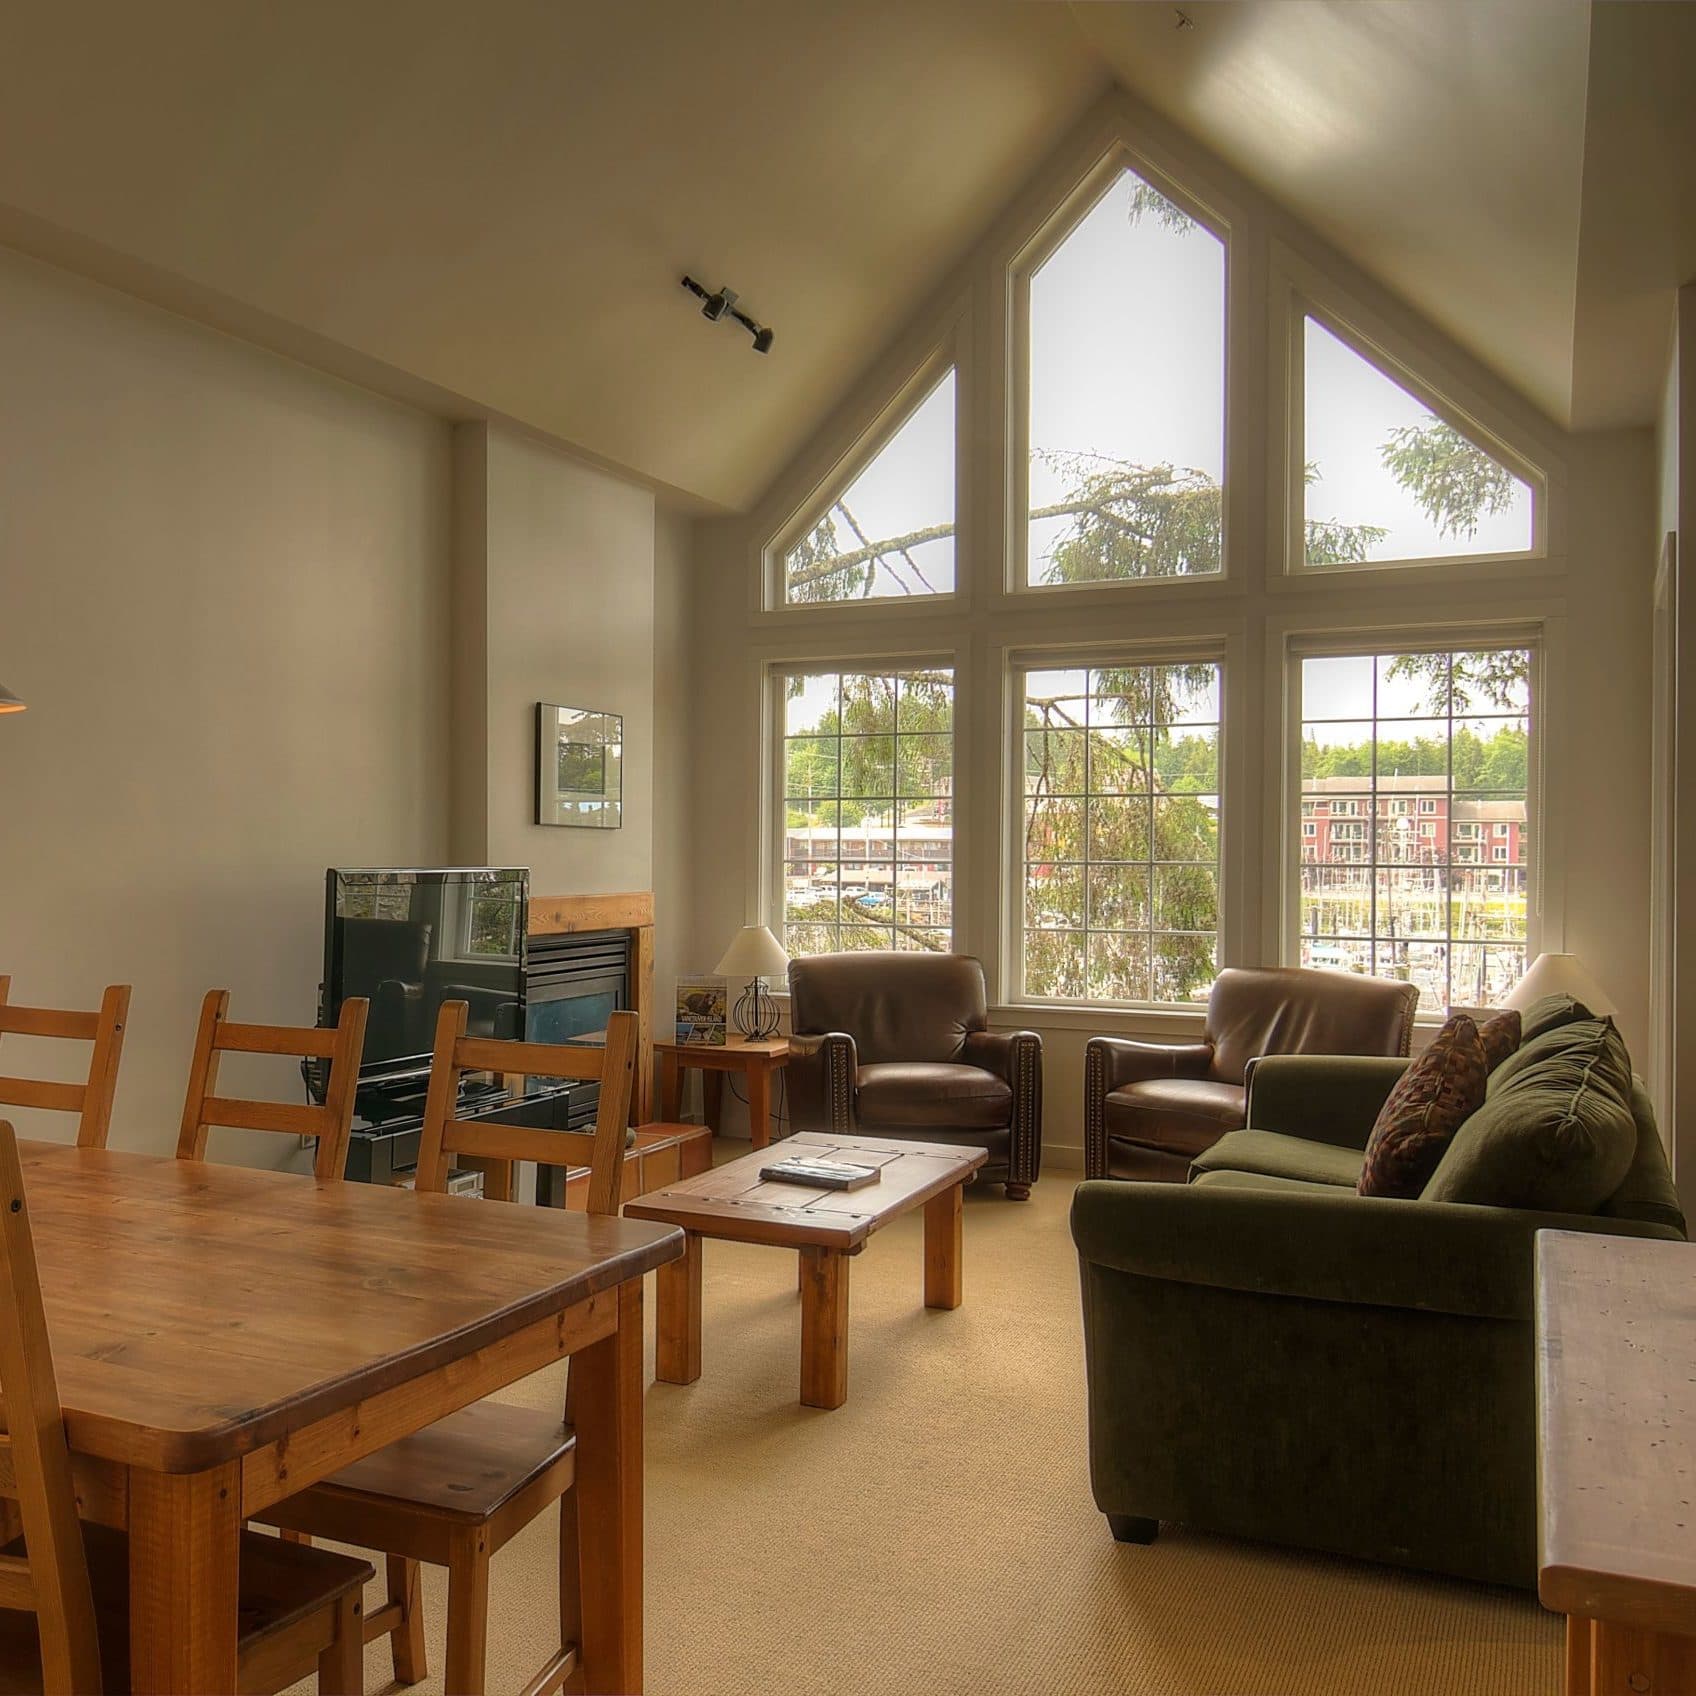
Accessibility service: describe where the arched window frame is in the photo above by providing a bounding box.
[1005,140,1235,598]
[761,323,968,616]
[1271,249,1556,584]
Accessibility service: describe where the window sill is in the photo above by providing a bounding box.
[989,1002,1208,1038]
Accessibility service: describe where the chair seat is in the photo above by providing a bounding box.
[856,1062,1011,1130]
[1190,1129,1364,1188]
[0,1525,371,1695]
[1104,1077,1246,1159]
[292,1398,575,1524]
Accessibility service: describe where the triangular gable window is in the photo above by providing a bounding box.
[781,369,956,604]
[1303,316,1534,568]
[1023,166,1226,587]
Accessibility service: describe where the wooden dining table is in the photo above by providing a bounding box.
[15,1139,684,1695]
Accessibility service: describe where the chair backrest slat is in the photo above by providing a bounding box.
[175,990,368,1181]
[0,1008,99,1042]
[0,978,131,1148]
[414,1003,638,1216]
[213,1020,342,1060]
[452,1036,609,1083]
[0,1078,86,1115]
[0,1122,103,1692]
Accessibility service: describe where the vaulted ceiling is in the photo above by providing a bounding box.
[0,1,1689,512]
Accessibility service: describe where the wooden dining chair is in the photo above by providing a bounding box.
[0,1121,375,1696]
[258,1002,641,1696]
[0,978,131,1148]
[176,990,368,1178]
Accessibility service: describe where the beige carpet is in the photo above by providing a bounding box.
[310,1153,1560,1695]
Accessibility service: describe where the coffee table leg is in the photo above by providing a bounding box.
[655,1231,702,1384]
[799,1246,848,1409]
[923,1182,964,1310]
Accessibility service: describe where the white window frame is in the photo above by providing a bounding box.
[1281,627,1544,1015]
[1004,638,1228,1011]
[763,343,965,615]
[766,653,961,956]
[1272,250,1553,585]
[1006,143,1232,599]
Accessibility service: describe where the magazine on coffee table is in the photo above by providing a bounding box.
[759,1156,882,1192]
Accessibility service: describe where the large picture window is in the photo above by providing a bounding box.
[1302,316,1535,569]
[779,369,956,605]
[778,666,954,954]
[1023,165,1225,588]
[1296,646,1532,1012]
[1020,660,1221,1002]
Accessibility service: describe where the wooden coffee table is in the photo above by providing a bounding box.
[624,1132,986,1410]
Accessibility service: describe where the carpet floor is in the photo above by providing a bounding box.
[303,1153,1560,1695]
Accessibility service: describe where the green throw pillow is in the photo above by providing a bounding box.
[1517,992,1595,1045]
[1423,1017,1636,1214]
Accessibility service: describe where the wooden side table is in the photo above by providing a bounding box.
[654,1036,789,1149]
[1538,1228,1696,1694]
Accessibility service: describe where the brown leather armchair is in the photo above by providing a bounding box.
[786,952,1042,1198]
[1083,967,1418,1181]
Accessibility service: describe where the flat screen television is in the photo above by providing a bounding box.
[324,867,529,1081]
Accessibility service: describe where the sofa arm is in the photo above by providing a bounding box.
[964,1029,1044,1191]
[1242,1054,1410,1151]
[1083,1036,1214,1178]
[785,1031,856,1134]
[1070,1177,1680,1323]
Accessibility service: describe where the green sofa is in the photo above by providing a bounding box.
[1071,1037,1687,1588]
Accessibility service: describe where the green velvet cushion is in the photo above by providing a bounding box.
[1423,1018,1636,1213]
[1517,992,1594,1045]
[1191,1129,1363,1188]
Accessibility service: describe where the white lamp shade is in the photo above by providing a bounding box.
[1504,952,1615,1016]
[714,924,790,980]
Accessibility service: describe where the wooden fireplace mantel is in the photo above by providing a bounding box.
[528,892,656,1120]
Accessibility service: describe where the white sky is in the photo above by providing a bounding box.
[1301,653,1530,745]
[789,165,1534,600]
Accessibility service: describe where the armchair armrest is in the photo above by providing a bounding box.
[785,1031,856,1135]
[1242,1054,1410,1151]
[1082,1036,1215,1178]
[1070,1177,1677,1323]
[963,1029,1044,1192]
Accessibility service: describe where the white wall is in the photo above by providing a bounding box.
[1653,284,1696,1200]
[0,247,452,1159]
[651,509,695,1036]
[450,422,659,900]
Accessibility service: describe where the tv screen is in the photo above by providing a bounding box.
[325,867,529,1078]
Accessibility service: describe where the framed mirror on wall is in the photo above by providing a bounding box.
[536,703,623,828]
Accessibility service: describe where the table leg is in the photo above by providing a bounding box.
[656,1230,702,1384]
[923,1182,964,1310]
[129,1462,241,1694]
[800,1246,849,1409]
[749,1062,772,1150]
[703,1071,724,1133]
[1564,1617,1590,1696]
[659,1051,681,1122]
[573,1279,644,1694]
[1589,1620,1696,1694]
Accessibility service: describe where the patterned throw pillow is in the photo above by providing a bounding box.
[1358,1014,1489,1199]
[1477,1007,1522,1073]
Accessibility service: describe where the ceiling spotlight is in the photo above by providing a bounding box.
[681,275,774,354]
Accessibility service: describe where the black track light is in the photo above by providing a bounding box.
[681,276,773,354]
